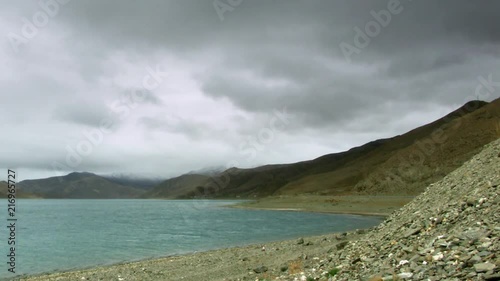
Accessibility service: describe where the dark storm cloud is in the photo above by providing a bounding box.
[51,0,500,83]
[196,0,500,124]
[438,1,500,43]
[201,67,395,129]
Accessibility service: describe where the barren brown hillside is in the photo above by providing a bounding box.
[276,99,499,195]
[146,99,499,198]
[352,98,500,194]
[0,181,38,198]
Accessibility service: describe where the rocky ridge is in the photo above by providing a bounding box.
[276,138,500,280]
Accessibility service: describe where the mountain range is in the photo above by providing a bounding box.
[14,98,500,199]
[18,172,145,199]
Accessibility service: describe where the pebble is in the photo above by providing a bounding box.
[474,262,496,273]
[253,266,268,274]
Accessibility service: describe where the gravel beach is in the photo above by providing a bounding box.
[15,231,365,281]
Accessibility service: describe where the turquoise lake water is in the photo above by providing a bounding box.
[0,199,383,278]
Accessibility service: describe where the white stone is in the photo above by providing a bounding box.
[432,252,444,261]
[481,242,492,248]
[398,272,414,279]
[398,260,409,266]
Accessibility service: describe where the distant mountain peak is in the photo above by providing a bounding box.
[64,171,96,180]
[187,165,226,176]
[444,100,489,119]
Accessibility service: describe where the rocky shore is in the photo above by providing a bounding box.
[276,137,500,281]
[17,139,499,281]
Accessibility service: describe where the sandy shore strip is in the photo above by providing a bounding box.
[15,230,368,281]
[228,195,414,217]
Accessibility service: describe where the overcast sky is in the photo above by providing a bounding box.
[1,0,499,180]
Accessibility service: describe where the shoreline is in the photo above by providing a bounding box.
[17,229,368,281]
[14,195,410,281]
[226,204,390,217]
[17,196,409,217]
[226,194,413,217]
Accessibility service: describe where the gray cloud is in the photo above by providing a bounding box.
[52,101,118,127]
[1,0,499,180]
[138,115,209,140]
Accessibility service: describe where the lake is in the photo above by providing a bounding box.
[0,199,383,278]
